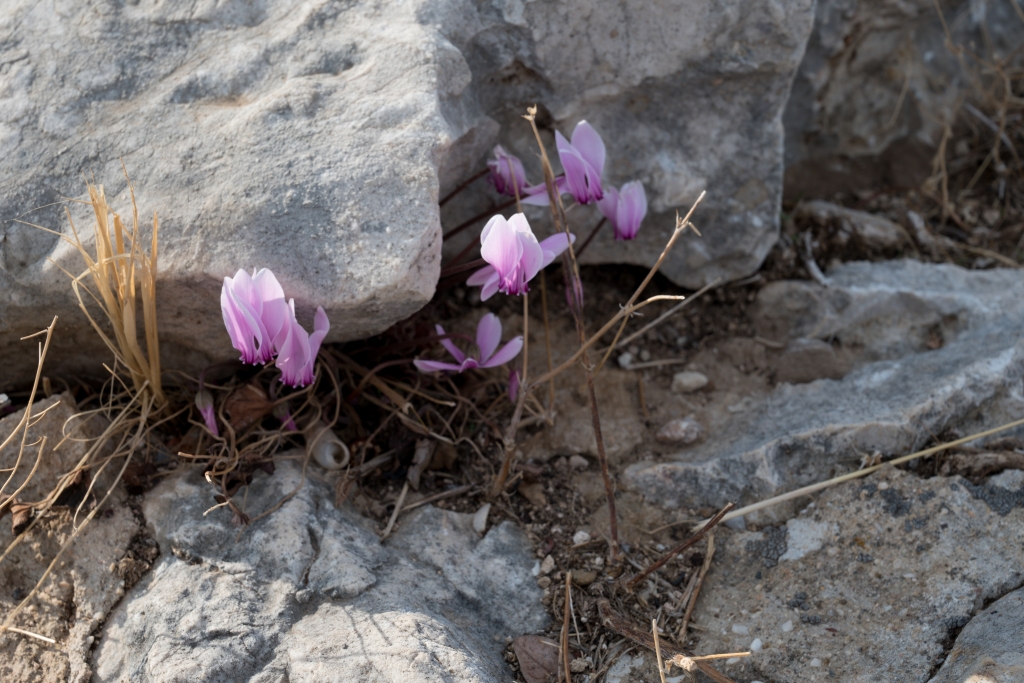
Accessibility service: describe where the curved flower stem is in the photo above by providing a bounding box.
[540,270,555,423]
[573,217,607,259]
[439,168,488,207]
[489,293,529,498]
[442,198,517,241]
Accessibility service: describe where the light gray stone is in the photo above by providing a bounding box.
[627,260,1024,514]
[686,466,1024,683]
[435,0,816,290]
[93,460,546,682]
[783,0,1023,197]
[928,586,1024,683]
[655,416,704,445]
[1,0,483,389]
[671,371,709,394]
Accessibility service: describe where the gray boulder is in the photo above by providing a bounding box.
[783,0,1022,197]
[626,260,1024,516]
[93,461,546,682]
[1,0,481,388]
[928,585,1024,683]
[436,0,816,290]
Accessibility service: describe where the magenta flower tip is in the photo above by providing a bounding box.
[195,389,219,437]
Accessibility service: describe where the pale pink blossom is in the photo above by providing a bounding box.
[414,313,523,374]
[598,181,648,240]
[220,268,289,365]
[466,213,576,300]
[555,121,605,205]
[274,303,330,388]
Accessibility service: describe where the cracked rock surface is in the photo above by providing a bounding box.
[626,260,1024,516]
[93,461,546,682]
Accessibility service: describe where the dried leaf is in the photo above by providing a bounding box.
[224,383,273,431]
[512,635,560,683]
[430,441,458,470]
[11,502,33,535]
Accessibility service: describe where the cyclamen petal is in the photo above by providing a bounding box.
[478,213,545,297]
[475,313,502,364]
[615,181,647,240]
[555,124,604,205]
[436,324,466,364]
[414,313,522,374]
[570,121,607,175]
[481,336,523,368]
[539,233,576,268]
[221,270,274,364]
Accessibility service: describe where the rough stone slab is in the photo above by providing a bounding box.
[626,261,1024,515]
[1,0,492,388]
[93,461,547,682]
[783,0,1023,197]
[435,0,816,289]
[928,586,1024,683]
[683,466,1024,683]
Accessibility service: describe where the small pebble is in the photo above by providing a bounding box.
[878,481,890,490]
[617,352,634,368]
[572,530,592,545]
[656,416,704,445]
[638,349,651,362]
[531,560,541,577]
[628,345,640,355]
[731,624,749,635]
[809,658,822,667]
[572,570,597,586]
[781,620,793,632]
[568,455,589,470]
[671,371,709,393]
[540,555,556,575]
[725,657,740,665]
[537,576,552,588]
[750,638,763,652]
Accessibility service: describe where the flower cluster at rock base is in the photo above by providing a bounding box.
[220,268,329,387]
[467,213,575,300]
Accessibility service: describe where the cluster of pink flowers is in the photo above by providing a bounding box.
[220,268,330,388]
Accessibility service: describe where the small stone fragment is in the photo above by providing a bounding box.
[472,503,491,534]
[656,416,704,445]
[774,338,845,384]
[617,352,634,369]
[671,371,709,393]
[540,555,556,575]
[572,571,597,586]
[781,620,793,632]
[568,455,589,470]
[809,658,822,667]
[750,637,763,652]
[732,624,749,635]
[572,530,591,545]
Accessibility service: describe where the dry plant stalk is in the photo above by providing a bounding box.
[26,168,165,407]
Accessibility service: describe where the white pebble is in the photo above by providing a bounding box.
[472,503,491,534]
[731,624,749,635]
[781,620,793,632]
[540,555,556,575]
[617,352,634,368]
[572,530,592,545]
[531,560,541,577]
[671,371,709,393]
[809,658,822,667]
[750,638,763,652]
[639,349,651,362]
[878,481,890,490]
[568,455,589,470]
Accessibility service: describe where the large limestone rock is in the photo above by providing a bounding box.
[93,461,547,682]
[783,0,1023,197]
[0,0,484,389]
[626,260,1024,516]
[434,0,816,289]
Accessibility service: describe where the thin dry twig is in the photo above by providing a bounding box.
[627,502,733,589]
[679,533,715,641]
[381,481,410,539]
[561,571,572,682]
[652,618,668,683]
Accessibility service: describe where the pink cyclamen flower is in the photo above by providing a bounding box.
[195,389,219,437]
[221,268,289,365]
[555,121,605,205]
[274,302,330,388]
[487,145,529,197]
[598,181,648,241]
[466,213,576,300]
[414,313,523,374]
